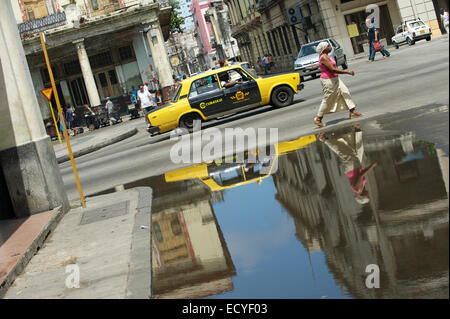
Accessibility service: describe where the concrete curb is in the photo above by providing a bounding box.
[0,205,66,298]
[126,187,152,299]
[56,127,138,164]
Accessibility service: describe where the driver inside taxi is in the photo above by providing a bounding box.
[219,71,243,88]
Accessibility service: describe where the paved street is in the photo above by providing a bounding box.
[60,38,449,201]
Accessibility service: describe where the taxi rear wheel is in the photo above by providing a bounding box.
[179,113,202,132]
[271,86,294,108]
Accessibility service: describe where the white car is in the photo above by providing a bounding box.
[392,19,432,48]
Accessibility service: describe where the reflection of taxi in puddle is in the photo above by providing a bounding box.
[147,63,304,135]
[164,134,316,191]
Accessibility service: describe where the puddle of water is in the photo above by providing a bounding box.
[96,107,449,299]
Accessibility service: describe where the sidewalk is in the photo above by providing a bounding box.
[53,116,139,163]
[0,207,63,298]
[1,187,152,299]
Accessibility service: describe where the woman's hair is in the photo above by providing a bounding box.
[315,42,329,54]
[354,189,370,204]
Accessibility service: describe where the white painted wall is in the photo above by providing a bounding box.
[183,201,227,263]
[396,0,437,22]
[1,1,47,151]
[11,0,23,23]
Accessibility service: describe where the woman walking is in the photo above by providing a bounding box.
[314,42,362,127]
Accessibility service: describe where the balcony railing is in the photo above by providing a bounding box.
[18,12,67,36]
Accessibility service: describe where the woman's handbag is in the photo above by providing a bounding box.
[373,41,382,52]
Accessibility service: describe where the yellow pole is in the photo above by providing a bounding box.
[40,32,86,208]
[48,100,62,143]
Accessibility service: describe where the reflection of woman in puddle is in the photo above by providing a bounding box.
[318,124,377,204]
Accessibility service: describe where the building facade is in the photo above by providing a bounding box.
[11,0,174,120]
[166,30,202,77]
[226,0,445,74]
[191,0,217,69]
[177,0,195,30]
[205,0,240,61]
[191,0,238,70]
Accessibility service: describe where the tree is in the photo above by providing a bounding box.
[169,0,185,34]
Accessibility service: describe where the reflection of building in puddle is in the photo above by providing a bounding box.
[142,176,235,299]
[273,124,448,298]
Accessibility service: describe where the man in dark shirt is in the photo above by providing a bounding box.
[367,19,390,62]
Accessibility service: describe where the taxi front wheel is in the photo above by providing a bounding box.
[179,113,202,132]
[271,86,294,108]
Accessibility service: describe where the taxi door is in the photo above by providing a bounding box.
[188,74,226,118]
[221,69,261,111]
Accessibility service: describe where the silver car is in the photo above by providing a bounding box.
[294,38,348,81]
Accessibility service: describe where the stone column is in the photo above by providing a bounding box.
[73,39,101,107]
[132,31,154,85]
[226,1,237,26]
[0,1,69,218]
[145,23,174,103]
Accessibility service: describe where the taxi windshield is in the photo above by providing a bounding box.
[171,84,182,103]
[209,157,273,187]
[210,164,244,187]
[241,64,257,79]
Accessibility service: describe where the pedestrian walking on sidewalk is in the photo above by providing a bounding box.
[137,85,156,129]
[105,97,114,117]
[366,19,390,62]
[262,54,270,74]
[56,109,68,138]
[441,8,449,37]
[313,42,362,128]
[268,54,274,68]
[257,57,263,72]
[64,105,74,130]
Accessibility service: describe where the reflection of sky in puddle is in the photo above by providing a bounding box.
[104,107,449,299]
[210,180,349,299]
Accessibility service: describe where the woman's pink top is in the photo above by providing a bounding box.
[346,168,366,194]
[319,55,338,79]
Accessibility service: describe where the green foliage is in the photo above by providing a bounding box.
[169,0,185,34]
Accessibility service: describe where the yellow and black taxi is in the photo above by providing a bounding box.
[164,134,316,191]
[147,63,304,135]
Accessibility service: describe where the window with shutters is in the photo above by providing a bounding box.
[23,0,49,20]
